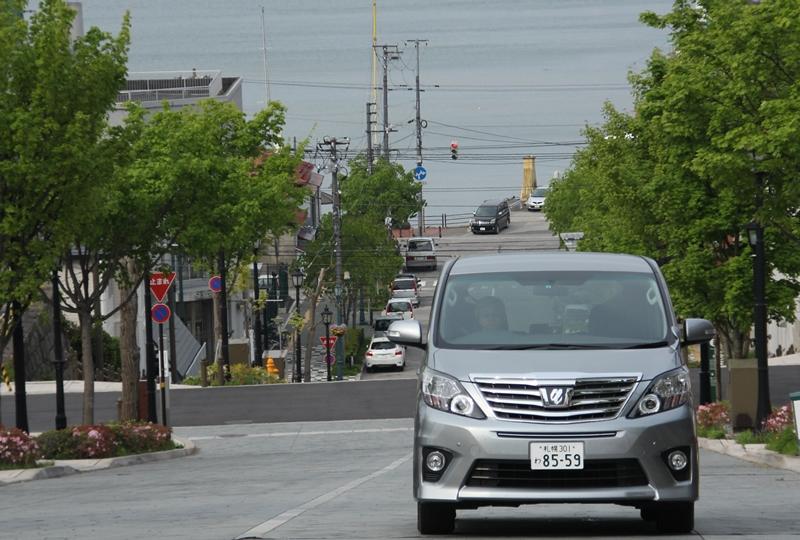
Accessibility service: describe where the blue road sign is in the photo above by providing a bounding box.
[208,275,222,293]
[151,303,171,324]
[414,165,427,182]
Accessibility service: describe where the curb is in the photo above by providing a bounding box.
[699,437,800,474]
[0,436,197,487]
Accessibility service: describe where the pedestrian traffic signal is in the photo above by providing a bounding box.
[450,141,459,160]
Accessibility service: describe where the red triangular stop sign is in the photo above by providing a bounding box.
[149,272,176,303]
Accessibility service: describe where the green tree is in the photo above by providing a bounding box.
[300,213,403,319]
[546,0,800,358]
[340,156,422,227]
[0,0,130,352]
[135,100,304,386]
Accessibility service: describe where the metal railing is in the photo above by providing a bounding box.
[117,70,222,104]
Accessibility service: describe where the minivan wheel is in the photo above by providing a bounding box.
[654,502,694,534]
[417,502,455,535]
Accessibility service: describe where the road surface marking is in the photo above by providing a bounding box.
[235,452,412,538]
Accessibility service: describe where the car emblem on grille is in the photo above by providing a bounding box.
[540,386,574,408]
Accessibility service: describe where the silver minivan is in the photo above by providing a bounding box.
[388,252,715,535]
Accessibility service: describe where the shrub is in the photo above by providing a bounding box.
[696,401,730,438]
[108,422,172,454]
[36,428,81,459]
[765,427,799,456]
[0,427,40,467]
[70,425,117,458]
[734,430,768,445]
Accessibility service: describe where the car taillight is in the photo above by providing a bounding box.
[395,350,403,356]
[426,256,435,260]
[366,351,373,356]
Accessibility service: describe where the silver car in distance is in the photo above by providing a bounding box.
[387,252,715,535]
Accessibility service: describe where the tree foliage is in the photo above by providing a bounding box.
[546,0,800,357]
[0,0,129,349]
[341,156,423,227]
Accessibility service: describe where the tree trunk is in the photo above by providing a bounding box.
[80,308,95,424]
[719,321,749,360]
[302,269,326,383]
[119,260,139,421]
[213,291,224,385]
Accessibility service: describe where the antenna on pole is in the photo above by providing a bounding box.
[371,1,379,147]
[261,6,271,104]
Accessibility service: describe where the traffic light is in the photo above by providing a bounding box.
[450,140,459,160]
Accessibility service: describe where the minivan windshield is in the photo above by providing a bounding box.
[436,270,670,349]
[474,205,497,218]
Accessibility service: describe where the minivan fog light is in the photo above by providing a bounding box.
[426,451,446,472]
[638,393,661,415]
[668,450,688,471]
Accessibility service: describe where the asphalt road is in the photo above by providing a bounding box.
[2,418,798,540]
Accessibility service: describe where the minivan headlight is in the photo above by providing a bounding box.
[421,368,485,419]
[631,368,690,417]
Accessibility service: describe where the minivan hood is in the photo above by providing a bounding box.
[432,346,681,382]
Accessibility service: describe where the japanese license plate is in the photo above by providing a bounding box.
[480,227,485,231]
[530,442,584,470]
[414,256,426,260]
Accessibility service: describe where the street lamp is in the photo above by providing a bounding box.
[322,306,333,381]
[291,270,304,383]
[746,220,771,430]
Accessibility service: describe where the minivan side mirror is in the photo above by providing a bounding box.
[387,319,426,350]
[682,318,716,345]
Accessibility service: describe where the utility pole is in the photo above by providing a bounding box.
[374,44,400,160]
[406,39,428,236]
[318,137,350,380]
[366,102,377,175]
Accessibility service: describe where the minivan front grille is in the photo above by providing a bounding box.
[474,376,638,423]
[466,459,648,489]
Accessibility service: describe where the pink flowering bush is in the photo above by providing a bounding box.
[0,426,41,467]
[35,422,175,461]
[761,404,793,434]
[109,422,173,454]
[71,425,117,458]
[696,401,730,438]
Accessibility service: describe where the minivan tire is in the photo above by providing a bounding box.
[417,502,455,534]
[654,502,694,534]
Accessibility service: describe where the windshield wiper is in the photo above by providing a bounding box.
[482,343,615,351]
[622,341,670,349]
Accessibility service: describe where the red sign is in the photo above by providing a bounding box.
[208,276,223,293]
[149,272,176,303]
[151,303,171,324]
[320,336,338,348]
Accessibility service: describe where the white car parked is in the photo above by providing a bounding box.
[526,186,549,211]
[364,336,406,372]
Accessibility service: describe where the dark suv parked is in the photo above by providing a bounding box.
[470,199,510,234]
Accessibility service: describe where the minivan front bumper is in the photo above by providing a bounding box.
[414,401,697,507]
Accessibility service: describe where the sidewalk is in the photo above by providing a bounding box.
[0,437,197,486]
[699,437,800,474]
[2,380,199,395]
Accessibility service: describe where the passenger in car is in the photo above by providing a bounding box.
[475,296,508,332]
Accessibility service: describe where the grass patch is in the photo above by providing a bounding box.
[735,430,769,445]
[765,428,799,456]
[697,425,726,439]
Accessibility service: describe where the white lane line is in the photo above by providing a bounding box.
[189,426,412,441]
[235,452,412,539]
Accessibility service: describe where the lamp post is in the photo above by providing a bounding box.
[322,306,333,381]
[746,221,770,430]
[52,269,67,430]
[291,270,304,383]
